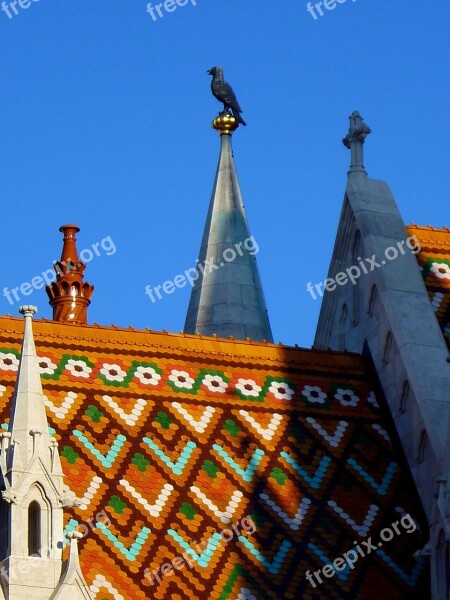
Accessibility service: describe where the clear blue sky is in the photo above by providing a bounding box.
[0,0,448,347]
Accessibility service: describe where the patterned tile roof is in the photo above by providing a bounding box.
[0,316,429,599]
[406,224,450,351]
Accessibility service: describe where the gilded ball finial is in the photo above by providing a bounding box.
[212,112,240,136]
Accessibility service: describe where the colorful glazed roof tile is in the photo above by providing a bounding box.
[0,316,430,599]
[406,224,450,351]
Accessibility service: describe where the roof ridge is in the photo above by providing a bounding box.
[407,223,450,232]
[0,315,366,369]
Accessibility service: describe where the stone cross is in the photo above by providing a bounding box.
[342,111,371,174]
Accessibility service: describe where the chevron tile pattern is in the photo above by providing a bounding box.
[0,324,430,600]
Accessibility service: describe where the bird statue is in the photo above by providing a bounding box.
[207,66,246,126]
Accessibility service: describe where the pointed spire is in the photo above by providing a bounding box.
[7,305,60,472]
[342,110,371,175]
[0,307,92,598]
[46,225,94,324]
[184,116,273,342]
[51,532,93,599]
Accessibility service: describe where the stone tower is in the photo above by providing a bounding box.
[314,112,450,600]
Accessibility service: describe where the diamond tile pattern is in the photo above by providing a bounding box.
[0,317,429,599]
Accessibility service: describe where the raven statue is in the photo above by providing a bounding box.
[207,66,246,126]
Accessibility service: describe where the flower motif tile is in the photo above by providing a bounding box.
[202,373,228,393]
[134,365,161,386]
[235,379,263,398]
[168,369,196,390]
[38,356,58,375]
[0,351,19,372]
[334,388,359,407]
[66,358,93,379]
[100,363,127,383]
[0,332,430,600]
[301,385,327,404]
[267,380,295,401]
[430,261,450,281]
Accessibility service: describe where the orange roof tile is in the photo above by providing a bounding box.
[0,316,429,599]
[406,224,450,351]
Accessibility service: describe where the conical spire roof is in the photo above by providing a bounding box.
[7,305,63,476]
[0,305,92,597]
[184,114,273,342]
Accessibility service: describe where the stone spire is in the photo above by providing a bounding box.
[0,306,93,599]
[342,110,371,175]
[6,306,62,474]
[46,225,94,324]
[184,114,273,342]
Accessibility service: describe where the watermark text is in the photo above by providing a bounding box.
[306,235,421,301]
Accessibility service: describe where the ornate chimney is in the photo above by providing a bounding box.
[46,225,94,324]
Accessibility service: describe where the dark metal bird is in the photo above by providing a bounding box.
[207,66,246,126]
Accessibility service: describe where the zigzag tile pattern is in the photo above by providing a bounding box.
[0,319,430,599]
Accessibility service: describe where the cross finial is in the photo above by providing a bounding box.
[342,111,371,175]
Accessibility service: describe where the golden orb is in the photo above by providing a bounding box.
[211,112,239,135]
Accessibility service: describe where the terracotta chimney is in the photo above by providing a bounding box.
[46,225,94,324]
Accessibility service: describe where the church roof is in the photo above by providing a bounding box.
[0,316,429,599]
[406,224,450,351]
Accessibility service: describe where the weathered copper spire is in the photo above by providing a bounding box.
[184,116,273,342]
[46,225,94,324]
